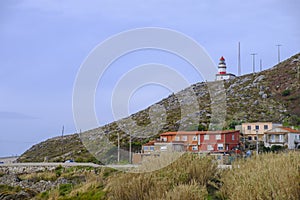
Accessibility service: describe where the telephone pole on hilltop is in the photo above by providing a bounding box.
[251,53,257,73]
[260,59,262,71]
[238,42,241,76]
[276,44,282,64]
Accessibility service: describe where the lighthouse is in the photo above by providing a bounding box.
[215,56,236,81]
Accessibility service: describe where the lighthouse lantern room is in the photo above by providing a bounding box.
[215,56,236,81]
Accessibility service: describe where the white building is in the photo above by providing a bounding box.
[264,127,300,149]
[215,56,236,81]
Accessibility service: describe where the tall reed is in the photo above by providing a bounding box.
[219,152,300,200]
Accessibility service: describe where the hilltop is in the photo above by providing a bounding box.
[18,53,300,163]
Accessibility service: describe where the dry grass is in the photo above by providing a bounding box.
[161,180,208,200]
[14,152,300,199]
[219,152,300,200]
[105,153,218,200]
[19,171,58,182]
[130,151,184,173]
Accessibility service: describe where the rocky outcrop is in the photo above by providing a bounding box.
[0,174,72,193]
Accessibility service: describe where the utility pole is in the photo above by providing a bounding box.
[260,59,262,71]
[129,134,132,164]
[238,42,241,76]
[276,44,282,64]
[251,53,257,73]
[117,132,120,163]
[255,129,259,155]
[61,125,64,161]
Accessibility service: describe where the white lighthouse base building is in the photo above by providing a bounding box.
[216,73,236,81]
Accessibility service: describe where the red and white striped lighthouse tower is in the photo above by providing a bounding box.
[215,56,236,80]
[218,56,226,74]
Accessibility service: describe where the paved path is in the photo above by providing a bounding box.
[0,162,231,169]
[0,162,101,167]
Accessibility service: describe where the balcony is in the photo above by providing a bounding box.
[267,139,285,144]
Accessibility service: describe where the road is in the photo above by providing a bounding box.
[0,162,230,169]
[0,156,18,164]
[0,162,100,167]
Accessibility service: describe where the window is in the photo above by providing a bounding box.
[248,136,252,140]
[204,135,209,140]
[143,146,149,151]
[175,136,180,141]
[247,125,251,130]
[255,125,259,130]
[215,134,221,140]
[192,136,197,141]
[150,146,154,151]
[217,144,224,150]
[192,145,198,151]
[254,136,258,141]
[182,136,187,141]
[279,135,284,142]
[264,125,268,130]
[160,146,167,151]
[232,134,235,141]
[161,137,167,142]
[270,135,275,142]
[207,145,213,151]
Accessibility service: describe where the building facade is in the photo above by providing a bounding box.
[142,130,240,154]
[264,127,300,149]
[240,122,282,141]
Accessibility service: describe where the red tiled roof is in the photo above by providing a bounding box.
[264,132,287,135]
[160,130,238,136]
[143,140,155,146]
[160,131,197,136]
[279,127,300,133]
[265,127,300,134]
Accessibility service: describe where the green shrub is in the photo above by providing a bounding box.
[59,183,73,196]
[270,145,285,152]
[282,89,291,96]
[55,165,63,177]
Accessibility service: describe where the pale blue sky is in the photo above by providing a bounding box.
[1,0,299,156]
